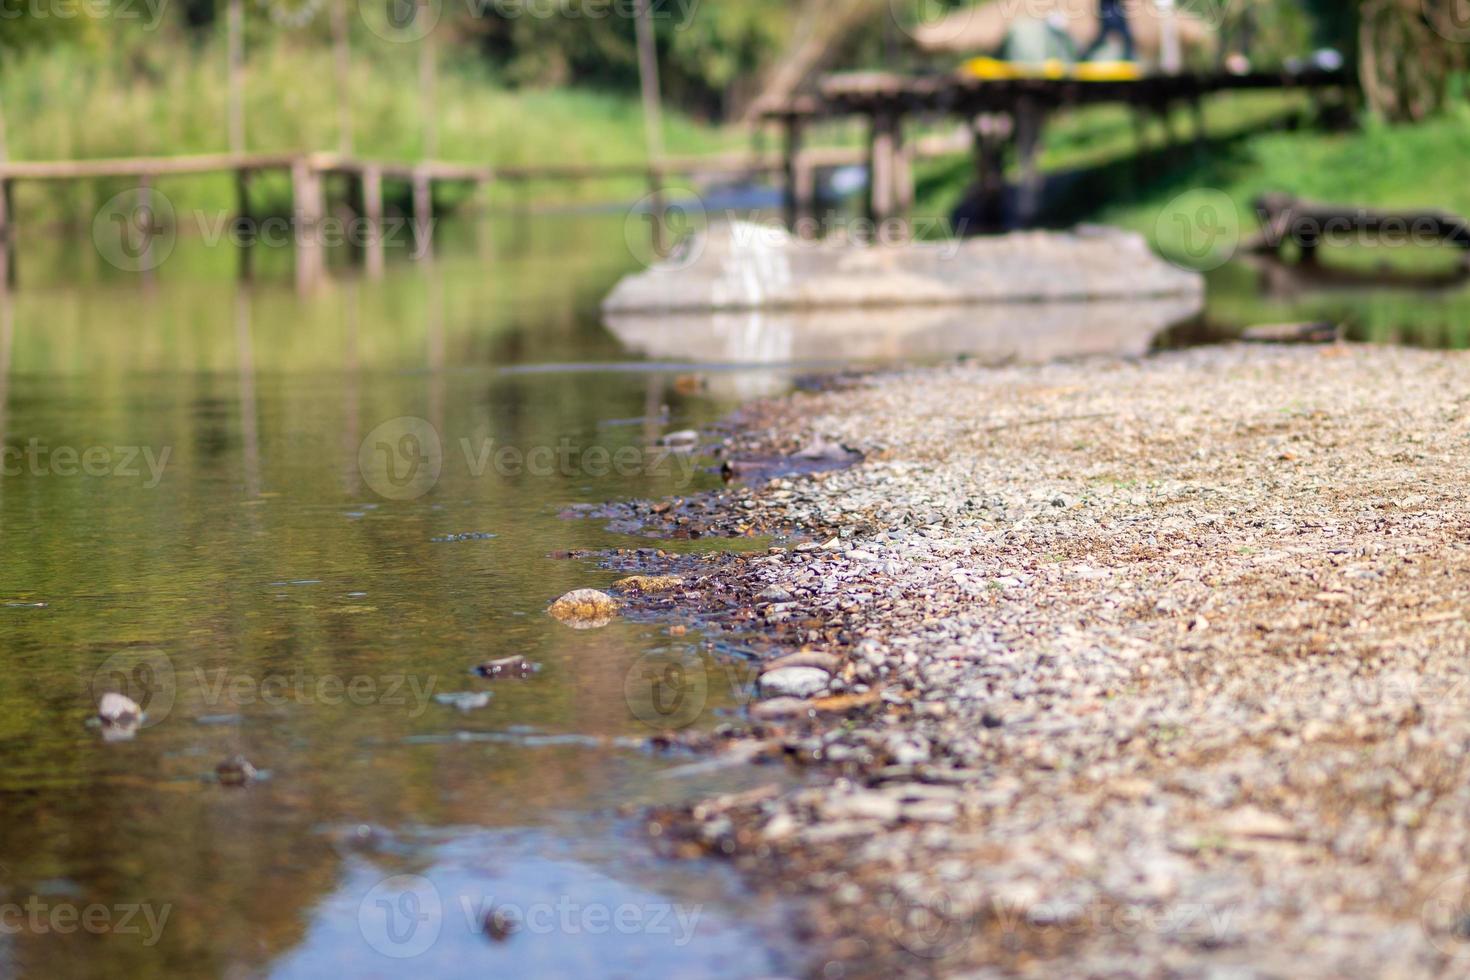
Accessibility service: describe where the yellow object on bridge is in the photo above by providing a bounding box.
[960,57,1143,82]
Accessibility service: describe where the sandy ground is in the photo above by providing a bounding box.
[620,343,1470,978]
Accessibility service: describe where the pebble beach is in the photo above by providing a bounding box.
[621,343,1470,978]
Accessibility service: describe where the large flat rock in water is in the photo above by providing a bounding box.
[606,295,1203,366]
[602,222,1202,314]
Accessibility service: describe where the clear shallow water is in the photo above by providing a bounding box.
[0,215,800,978]
[4,209,1460,979]
[1172,258,1470,349]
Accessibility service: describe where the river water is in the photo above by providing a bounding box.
[0,214,808,979]
[0,210,1464,979]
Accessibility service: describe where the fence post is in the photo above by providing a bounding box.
[412,168,433,261]
[361,165,384,277]
[292,157,325,289]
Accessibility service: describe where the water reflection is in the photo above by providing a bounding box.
[1202,258,1470,349]
[14,207,1467,978]
[273,826,791,979]
[0,215,795,979]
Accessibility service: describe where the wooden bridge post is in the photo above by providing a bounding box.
[1130,105,1163,186]
[137,175,157,285]
[792,157,817,238]
[781,113,815,237]
[867,108,901,230]
[971,114,1010,232]
[292,157,325,290]
[0,178,11,287]
[895,139,915,227]
[1156,101,1180,161]
[411,168,433,261]
[235,168,253,280]
[1013,97,1047,228]
[645,168,668,259]
[360,165,385,278]
[1188,95,1207,156]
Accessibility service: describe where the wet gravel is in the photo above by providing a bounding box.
[611,344,1470,978]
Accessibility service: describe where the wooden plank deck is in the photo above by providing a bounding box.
[0,137,974,290]
[810,68,1349,113]
[761,67,1352,230]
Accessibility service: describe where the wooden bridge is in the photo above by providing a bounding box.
[764,67,1352,231]
[0,66,1351,287]
[0,139,970,288]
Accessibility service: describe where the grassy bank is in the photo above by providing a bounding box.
[916,94,1470,273]
[1093,106,1470,270]
[1,31,729,225]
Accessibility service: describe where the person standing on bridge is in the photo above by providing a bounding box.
[1082,0,1137,62]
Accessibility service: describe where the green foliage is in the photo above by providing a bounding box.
[448,0,797,115]
[0,28,726,221]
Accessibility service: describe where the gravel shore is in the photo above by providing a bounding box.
[622,343,1470,978]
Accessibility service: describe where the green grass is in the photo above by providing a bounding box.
[1,30,730,224]
[914,91,1319,227]
[1089,104,1470,271]
[911,93,1470,350]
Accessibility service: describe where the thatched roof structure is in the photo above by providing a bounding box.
[911,0,1216,59]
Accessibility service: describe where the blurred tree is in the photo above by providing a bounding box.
[1356,0,1467,120]
[0,0,101,51]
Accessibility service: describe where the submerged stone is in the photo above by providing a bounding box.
[216,755,259,787]
[435,692,493,712]
[474,655,540,679]
[97,692,141,727]
[614,575,684,594]
[548,589,620,628]
[759,666,832,699]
